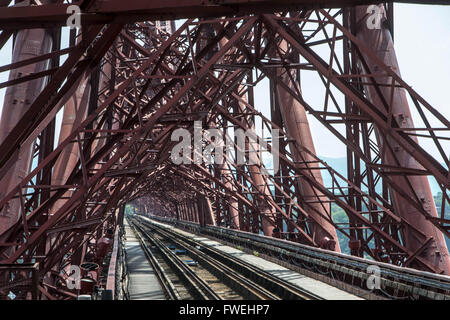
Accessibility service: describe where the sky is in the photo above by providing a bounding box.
[0,4,449,161]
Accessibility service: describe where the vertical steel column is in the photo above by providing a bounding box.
[185,202,191,222]
[50,28,91,218]
[200,30,241,230]
[217,160,240,229]
[51,76,90,186]
[182,202,188,221]
[183,203,189,221]
[189,201,195,222]
[196,196,204,226]
[192,200,199,223]
[269,79,290,233]
[179,203,185,221]
[210,115,240,229]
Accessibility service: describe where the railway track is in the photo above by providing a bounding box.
[128,216,322,300]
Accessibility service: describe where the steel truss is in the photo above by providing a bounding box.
[0,1,448,299]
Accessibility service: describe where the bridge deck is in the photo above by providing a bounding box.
[146,218,364,300]
[123,219,166,300]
